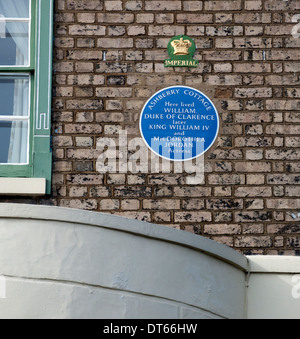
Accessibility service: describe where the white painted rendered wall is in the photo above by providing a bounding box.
[0,204,298,319]
[246,256,300,319]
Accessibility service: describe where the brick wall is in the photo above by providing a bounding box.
[15,0,300,255]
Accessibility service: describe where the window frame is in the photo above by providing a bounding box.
[0,0,54,195]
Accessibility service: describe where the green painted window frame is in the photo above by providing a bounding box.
[0,0,54,194]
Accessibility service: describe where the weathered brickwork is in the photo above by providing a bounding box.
[7,0,300,255]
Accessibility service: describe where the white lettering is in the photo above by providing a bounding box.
[292,275,300,299]
[103,324,138,337]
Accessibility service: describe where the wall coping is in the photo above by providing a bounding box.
[0,203,248,272]
[247,256,300,274]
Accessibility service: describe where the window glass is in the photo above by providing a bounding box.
[0,22,29,65]
[0,120,28,164]
[0,0,30,66]
[0,74,29,164]
[0,0,30,19]
[0,75,29,116]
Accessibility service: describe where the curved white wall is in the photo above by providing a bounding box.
[0,204,247,319]
[0,204,299,319]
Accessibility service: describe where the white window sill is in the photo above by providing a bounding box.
[0,178,46,196]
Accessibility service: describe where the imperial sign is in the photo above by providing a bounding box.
[140,86,220,162]
[164,35,198,68]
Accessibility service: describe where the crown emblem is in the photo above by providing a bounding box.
[165,35,198,68]
[171,37,192,55]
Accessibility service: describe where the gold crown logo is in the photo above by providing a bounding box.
[171,37,192,55]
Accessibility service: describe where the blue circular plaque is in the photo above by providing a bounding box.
[140,86,219,161]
